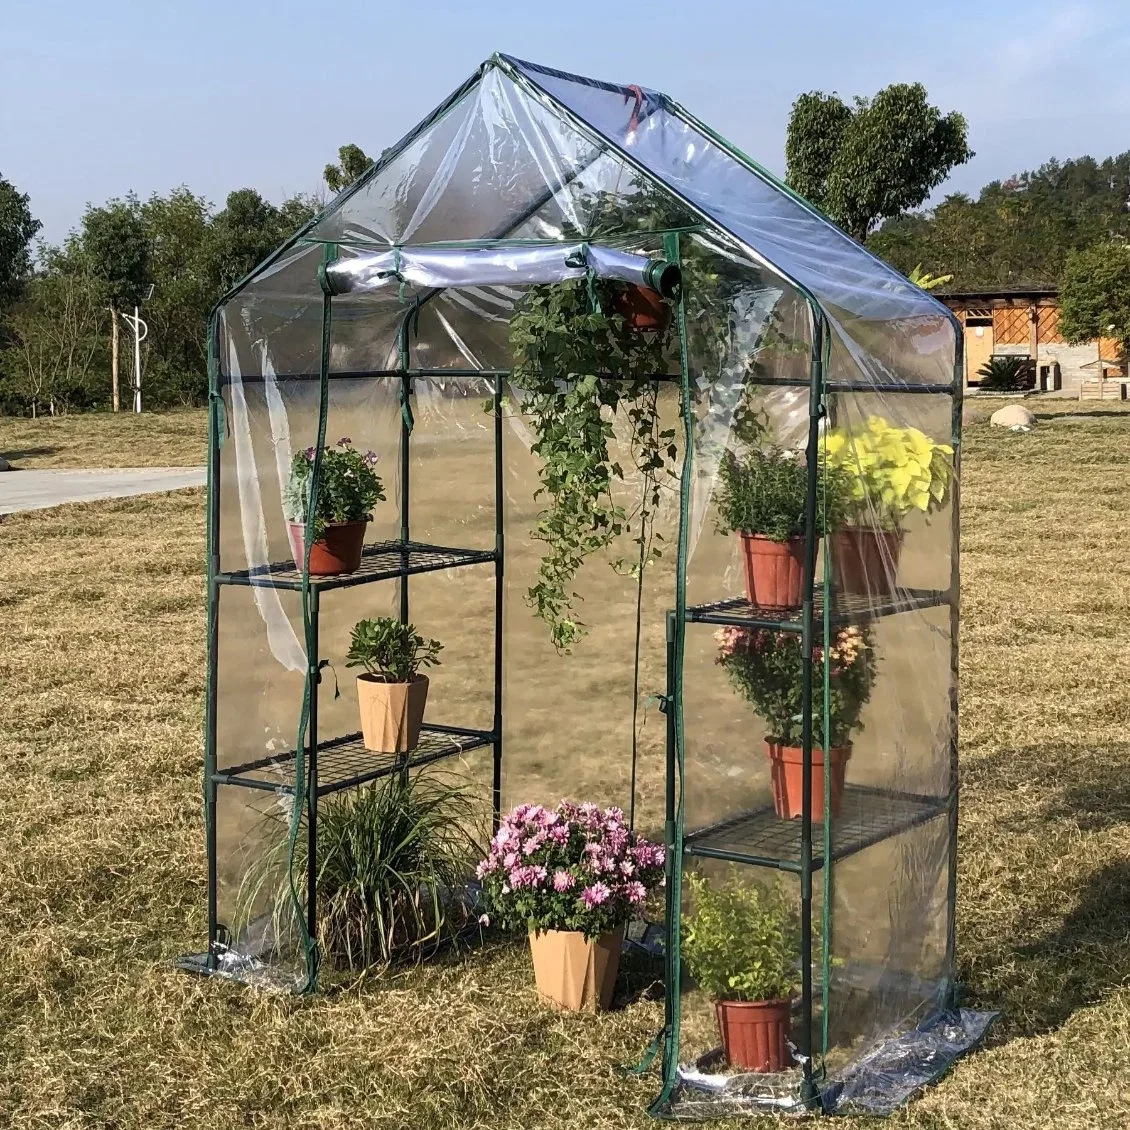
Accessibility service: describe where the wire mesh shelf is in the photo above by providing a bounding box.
[212,724,494,797]
[216,539,496,591]
[685,587,950,631]
[683,784,950,870]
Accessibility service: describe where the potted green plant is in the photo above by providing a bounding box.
[282,439,386,576]
[477,801,665,1011]
[346,618,442,753]
[715,623,876,820]
[682,871,801,1073]
[823,417,954,596]
[239,770,482,969]
[715,447,848,609]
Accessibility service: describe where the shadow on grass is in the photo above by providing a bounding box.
[963,741,1130,1035]
[1,446,58,463]
[1036,410,1130,421]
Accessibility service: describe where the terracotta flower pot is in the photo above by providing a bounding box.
[765,741,852,821]
[739,533,805,609]
[830,526,902,597]
[356,673,429,753]
[528,925,624,1012]
[287,519,367,576]
[611,284,670,332]
[715,997,792,1072]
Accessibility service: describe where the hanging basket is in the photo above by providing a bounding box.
[765,741,852,821]
[611,284,671,332]
[287,519,367,576]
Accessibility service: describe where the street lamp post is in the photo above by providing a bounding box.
[119,283,155,414]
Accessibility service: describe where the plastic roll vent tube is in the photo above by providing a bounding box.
[320,243,681,299]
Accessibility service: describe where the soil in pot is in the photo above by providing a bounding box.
[830,527,902,597]
[765,741,852,821]
[739,533,805,608]
[287,519,367,576]
[527,925,624,1012]
[715,997,792,1072]
[357,673,429,753]
[611,284,670,333]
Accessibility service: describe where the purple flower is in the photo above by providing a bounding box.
[304,446,316,461]
[363,451,379,466]
[337,437,352,446]
[552,869,575,892]
[625,881,647,904]
[581,882,612,908]
[502,852,519,869]
[478,913,490,927]
[620,860,636,877]
[549,823,570,844]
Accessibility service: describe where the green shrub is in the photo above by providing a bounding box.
[282,439,386,538]
[977,355,1035,392]
[682,871,801,1002]
[346,617,442,683]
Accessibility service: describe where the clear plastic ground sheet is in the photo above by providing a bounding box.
[193,52,993,1114]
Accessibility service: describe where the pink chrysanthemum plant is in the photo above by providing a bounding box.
[477,801,665,940]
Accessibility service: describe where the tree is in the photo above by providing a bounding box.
[1059,240,1130,356]
[324,143,372,194]
[0,173,41,311]
[81,197,150,411]
[786,84,972,243]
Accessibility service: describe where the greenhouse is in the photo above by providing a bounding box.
[183,53,995,1116]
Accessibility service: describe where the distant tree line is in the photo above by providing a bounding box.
[0,144,372,417]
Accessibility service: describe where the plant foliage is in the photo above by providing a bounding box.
[282,439,386,540]
[714,446,849,540]
[977,355,1036,392]
[239,770,483,970]
[716,624,876,747]
[1060,239,1130,356]
[346,617,442,683]
[823,416,954,529]
[682,870,801,1003]
[477,802,665,940]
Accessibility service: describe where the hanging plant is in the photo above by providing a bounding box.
[509,277,676,651]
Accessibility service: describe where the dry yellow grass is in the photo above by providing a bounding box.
[2,400,1130,1128]
[0,408,206,469]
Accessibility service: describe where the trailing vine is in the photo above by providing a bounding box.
[509,277,675,650]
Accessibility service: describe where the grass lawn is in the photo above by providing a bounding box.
[2,401,1130,1128]
[0,408,206,469]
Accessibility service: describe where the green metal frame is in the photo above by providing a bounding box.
[195,52,966,1118]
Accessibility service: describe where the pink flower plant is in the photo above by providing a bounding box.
[478,801,666,940]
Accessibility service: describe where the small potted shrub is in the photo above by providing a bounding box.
[715,447,847,609]
[682,871,801,1073]
[282,438,385,576]
[478,801,665,1011]
[346,618,442,753]
[716,624,876,820]
[823,417,954,596]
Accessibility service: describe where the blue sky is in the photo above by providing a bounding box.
[2,0,1128,244]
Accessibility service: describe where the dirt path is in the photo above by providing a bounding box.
[0,467,205,514]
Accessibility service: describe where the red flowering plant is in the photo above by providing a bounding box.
[716,624,876,748]
[477,802,665,940]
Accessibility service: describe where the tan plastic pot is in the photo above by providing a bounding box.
[765,740,852,821]
[715,997,792,1072]
[527,925,624,1012]
[830,526,902,597]
[739,533,805,609]
[287,519,367,576]
[356,674,429,753]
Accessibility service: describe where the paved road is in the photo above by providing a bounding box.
[0,467,206,515]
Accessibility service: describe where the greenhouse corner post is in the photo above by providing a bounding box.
[205,314,221,971]
[397,310,412,624]
[799,303,828,1108]
[944,318,964,1004]
[492,372,504,833]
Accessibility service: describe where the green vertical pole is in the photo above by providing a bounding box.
[819,326,834,1066]
[306,587,320,948]
[204,313,222,971]
[649,231,692,1117]
[798,303,826,1109]
[398,312,412,624]
[944,318,964,1005]
[492,372,505,833]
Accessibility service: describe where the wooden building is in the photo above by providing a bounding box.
[940,288,1126,396]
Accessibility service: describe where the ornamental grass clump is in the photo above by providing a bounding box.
[478,802,665,939]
